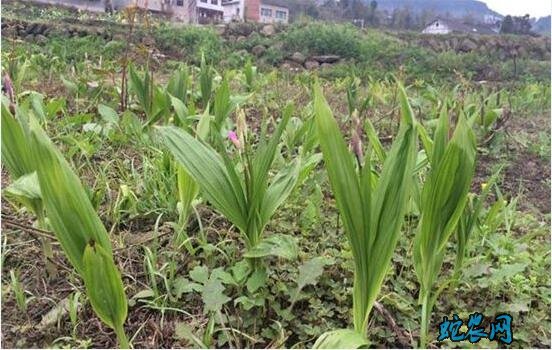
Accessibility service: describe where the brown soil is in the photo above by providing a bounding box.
[474,112,550,214]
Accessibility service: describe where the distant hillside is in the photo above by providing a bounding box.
[533,16,551,36]
[367,0,503,20]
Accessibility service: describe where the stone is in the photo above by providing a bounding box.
[252,44,266,56]
[26,23,39,35]
[305,60,320,70]
[228,22,255,36]
[261,24,275,36]
[459,38,477,52]
[35,34,48,44]
[290,52,306,64]
[321,63,332,68]
[214,24,226,35]
[427,38,440,51]
[516,46,527,57]
[237,35,247,42]
[450,37,459,50]
[311,55,340,63]
[236,49,249,57]
[24,34,34,42]
[281,62,292,70]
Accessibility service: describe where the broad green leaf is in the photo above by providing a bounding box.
[243,234,298,260]
[313,329,368,349]
[98,104,119,124]
[82,243,127,330]
[4,172,43,216]
[166,67,189,104]
[189,265,209,284]
[30,92,46,121]
[4,171,42,201]
[202,276,230,314]
[29,119,113,273]
[170,95,189,126]
[1,102,34,178]
[231,260,251,285]
[296,257,333,292]
[234,295,265,310]
[213,77,232,129]
[177,164,199,224]
[173,277,202,298]
[158,126,247,232]
[246,268,267,293]
[260,160,300,225]
[364,118,386,163]
[199,54,213,107]
[250,103,294,207]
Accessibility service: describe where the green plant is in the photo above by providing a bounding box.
[10,269,27,313]
[28,119,129,348]
[1,100,56,275]
[312,83,417,347]
[413,108,477,348]
[199,54,214,108]
[283,23,363,60]
[158,104,303,270]
[244,59,257,92]
[128,64,170,127]
[454,169,502,281]
[69,291,81,336]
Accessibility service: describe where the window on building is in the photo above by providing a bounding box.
[176,0,184,6]
[261,8,272,17]
[275,10,287,19]
[200,0,207,3]
[211,0,218,5]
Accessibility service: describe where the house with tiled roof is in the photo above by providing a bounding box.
[422,18,498,35]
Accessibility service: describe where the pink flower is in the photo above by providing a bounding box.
[228,130,242,149]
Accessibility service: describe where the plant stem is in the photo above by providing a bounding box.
[420,291,431,349]
[114,323,129,349]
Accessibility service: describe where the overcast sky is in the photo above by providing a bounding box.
[482,0,551,17]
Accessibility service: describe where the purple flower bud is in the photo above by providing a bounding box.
[228,130,242,149]
[2,74,15,104]
[351,131,363,165]
[236,109,247,145]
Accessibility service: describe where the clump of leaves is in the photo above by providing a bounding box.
[413,107,476,348]
[312,83,417,347]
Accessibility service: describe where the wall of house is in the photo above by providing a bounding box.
[196,0,224,23]
[222,0,244,22]
[422,20,451,34]
[258,2,288,24]
[244,0,260,22]
[112,0,189,21]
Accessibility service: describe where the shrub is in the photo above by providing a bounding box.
[153,24,222,63]
[283,22,363,59]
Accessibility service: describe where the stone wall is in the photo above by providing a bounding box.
[398,33,551,61]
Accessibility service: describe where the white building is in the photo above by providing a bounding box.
[222,0,244,23]
[422,18,496,35]
[221,0,289,24]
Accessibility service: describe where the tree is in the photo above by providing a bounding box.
[368,0,378,25]
[501,14,533,35]
[501,15,515,33]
